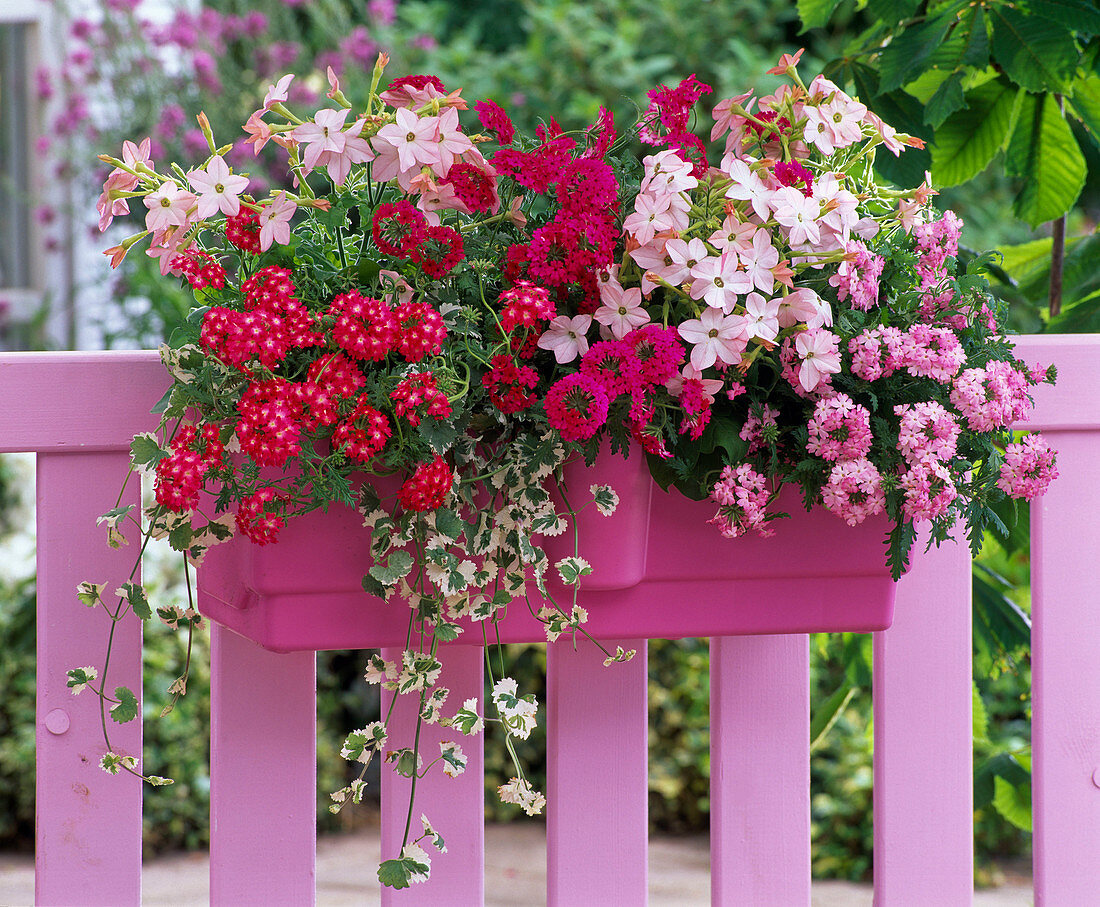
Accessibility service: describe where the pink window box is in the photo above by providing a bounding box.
[198,451,898,652]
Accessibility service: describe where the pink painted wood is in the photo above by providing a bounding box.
[6,338,1100,906]
[547,638,648,906]
[0,353,162,905]
[1011,335,1100,903]
[380,644,485,905]
[872,528,973,904]
[710,635,811,905]
[1030,433,1100,904]
[35,452,144,906]
[198,476,898,653]
[209,624,317,905]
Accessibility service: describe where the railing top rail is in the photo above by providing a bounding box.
[1,334,1097,453]
[1008,334,1100,431]
[0,350,163,453]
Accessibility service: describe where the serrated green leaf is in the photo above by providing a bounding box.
[377,859,413,889]
[1006,92,1087,226]
[931,80,1018,186]
[369,549,414,586]
[989,6,1078,93]
[797,0,841,31]
[924,71,967,127]
[1021,0,1100,37]
[878,14,955,93]
[865,0,921,26]
[434,508,464,542]
[167,520,194,553]
[110,686,140,724]
[993,776,1033,832]
[130,434,169,468]
[1066,72,1100,149]
[119,582,152,620]
[972,681,989,743]
[434,622,462,642]
[361,573,386,598]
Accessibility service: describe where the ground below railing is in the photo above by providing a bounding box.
[0,824,1036,907]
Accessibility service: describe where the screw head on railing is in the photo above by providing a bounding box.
[45,709,70,735]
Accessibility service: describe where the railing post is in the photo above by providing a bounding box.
[1031,430,1100,904]
[547,637,649,906]
[209,624,317,905]
[710,634,811,906]
[35,452,143,906]
[380,643,485,905]
[872,528,973,903]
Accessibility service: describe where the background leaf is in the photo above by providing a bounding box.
[1005,93,1087,226]
[989,7,1078,93]
[931,81,1018,186]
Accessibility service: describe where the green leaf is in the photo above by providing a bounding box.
[1021,0,1100,36]
[989,6,1078,93]
[797,0,841,31]
[434,508,464,542]
[1006,92,1087,227]
[119,582,152,620]
[361,573,386,598]
[434,622,462,642]
[555,556,592,586]
[924,71,967,127]
[369,549,414,587]
[865,0,921,26]
[1046,288,1100,332]
[972,681,989,743]
[993,776,1033,832]
[1066,72,1100,149]
[377,859,413,890]
[878,14,956,93]
[810,680,857,750]
[110,686,140,724]
[130,433,169,468]
[975,752,1031,809]
[931,80,1018,186]
[77,581,105,608]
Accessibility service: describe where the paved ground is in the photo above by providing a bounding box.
[0,823,1034,905]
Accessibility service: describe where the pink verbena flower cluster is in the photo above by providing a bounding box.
[709,463,773,537]
[997,435,1059,501]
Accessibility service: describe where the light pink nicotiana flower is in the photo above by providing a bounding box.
[294,107,374,187]
[188,155,250,219]
[689,252,752,312]
[678,307,750,371]
[794,328,842,392]
[144,181,196,234]
[258,191,297,251]
[594,284,650,339]
[538,314,593,364]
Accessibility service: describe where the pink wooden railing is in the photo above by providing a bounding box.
[1,335,1096,905]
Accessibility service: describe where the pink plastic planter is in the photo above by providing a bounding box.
[198,450,898,652]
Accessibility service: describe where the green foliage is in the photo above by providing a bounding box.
[807,0,1098,230]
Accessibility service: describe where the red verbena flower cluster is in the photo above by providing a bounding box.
[154,422,225,512]
[390,372,452,426]
[398,454,453,512]
[638,74,713,176]
[482,354,538,414]
[544,324,684,444]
